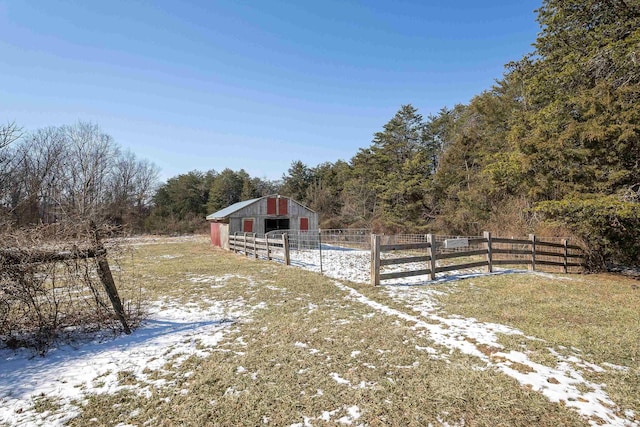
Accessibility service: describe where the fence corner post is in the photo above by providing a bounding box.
[562,239,568,273]
[529,233,536,271]
[91,224,131,335]
[427,234,437,280]
[484,231,493,273]
[371,234,381,286]
[282,233,290,266]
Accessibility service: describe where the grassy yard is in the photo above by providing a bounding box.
[56,236,638,426]
[429,272,640,421]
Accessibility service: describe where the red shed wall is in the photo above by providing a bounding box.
[210,222,221,247]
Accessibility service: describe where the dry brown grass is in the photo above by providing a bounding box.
[67,237,597,426]
[430,272,640,422]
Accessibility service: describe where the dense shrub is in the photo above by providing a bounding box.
[535,195,640,269]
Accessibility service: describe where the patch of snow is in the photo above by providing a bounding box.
[601,362,630,373]
[433,414,465,427]
[0,294,260,426]
[320,408,339,421]
[288,416,313,427]
[337,405,361,424]
[332,280,637,427]
[330,372,351,385]
[156,254,182,259]
[295,405,362,426]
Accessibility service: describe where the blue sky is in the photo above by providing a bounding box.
[0,0,540,181]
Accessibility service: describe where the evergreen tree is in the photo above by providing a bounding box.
[281,160,312,203]
[207,169,245,212]
[335,105,439,231]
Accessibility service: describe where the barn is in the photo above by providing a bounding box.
[206,195,318,249]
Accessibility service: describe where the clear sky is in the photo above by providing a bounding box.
[0,0,540,182]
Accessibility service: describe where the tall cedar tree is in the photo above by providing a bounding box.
[347,104,438,231]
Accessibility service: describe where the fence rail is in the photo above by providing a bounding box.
[370,231,585,286]
[1,242,131,334]
[229,232,291,265]
[226,230,585,286]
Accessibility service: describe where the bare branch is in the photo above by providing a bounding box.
[0,121,23,150]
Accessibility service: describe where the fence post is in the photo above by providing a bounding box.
[529,233,536,271]
[253,233,258,259]
[484,231,493,273]
[427,234,437,280]
[370,234,380,286]
[562,239,568,273]
[91,224,131,335]
[266,234,271,261]
[243,232,248,256]
[318,229,323,274]
[282,233,290,266]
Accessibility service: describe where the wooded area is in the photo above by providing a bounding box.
[0,121,159,229]
[2,0,638,268]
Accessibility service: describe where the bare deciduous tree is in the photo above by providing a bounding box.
[1,121,159,229]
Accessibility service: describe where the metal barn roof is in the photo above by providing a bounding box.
[206,198,261,220]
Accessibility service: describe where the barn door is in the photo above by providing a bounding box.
[299,217,309,231]
[278,198,288,215]
[242,218,254,233]
[267,196,288,215]
[267,197,277,215]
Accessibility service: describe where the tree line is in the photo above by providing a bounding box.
[279,0,640,266]
[0,121,159,230]
[146,169,280,234]
[2,0,638,266]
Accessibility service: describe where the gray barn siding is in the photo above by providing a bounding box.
[224,197,317,236]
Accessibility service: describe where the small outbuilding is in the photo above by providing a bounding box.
[206,195,318,249]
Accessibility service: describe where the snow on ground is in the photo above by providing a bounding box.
[334,281,637,426]
[0,277,263,427]
[1,243,637,426]
[290,247,637,426]
[287,245,530,286]
[108,235,207,246]
[289,404,362,427]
